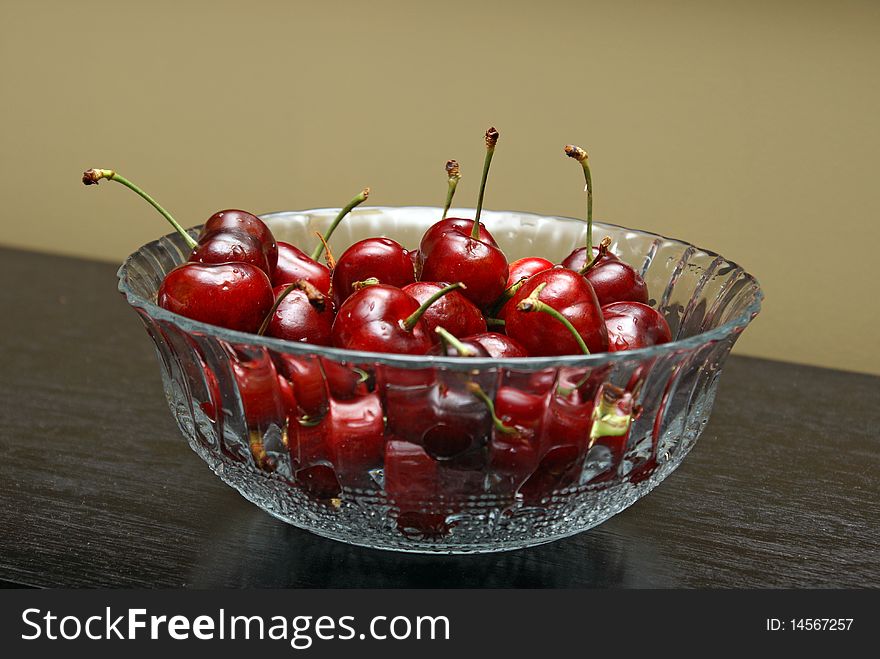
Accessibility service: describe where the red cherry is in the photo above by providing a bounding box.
[373,321,498,497]
[272,242,331,296]
[559,243,619,273]
[263,282,333,346]
[157,262,274,334]
[602,301,672,351]
[222,346,296,471]
[382,383,432,442]
[273,355,330,420]
[275,356,373,419]
[519,391,593,500]
[320,359,373,400]
[418,217,498,259]
[579,242,649,306]
[189,228,271,275]
[421,393,488,459]
[332,283,461,355]
[83,168,280,288]
[419,131,507,312]
[331,238,416,309]
[420,229,508,309]
[540,392,592,455]
[486,386,543,481]
[225,346,293,429]
[83,170,278,333]
[586,259,648,306]
[325,393,385,488]
[506,257,553,288]
[417,128,501,268]
[463,332,529,358]
[402,281,487,339]
[559,146,648,305]
[332,284,427,354]
[496,386,546,429]
[505,268,609,356]
[200,209,278,275]
[385,373,491,460]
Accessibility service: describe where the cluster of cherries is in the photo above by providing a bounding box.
[84,128,673,537]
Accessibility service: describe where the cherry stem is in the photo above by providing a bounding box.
[472,127,499,237]
[466,383,518,435]
[310,187,370,261]
[589,384,636,441]
[435,326,477,356]
[579,236,612,275]
[556,367,596,397]
[402,282,465,331]
[352,277,380,290]
[564,145,593,263]
[487,278,526,317]
[485,317,506,327]
[516,282,590,354]
[314,231,336,270]
[257,279,325,336]
[502,277,526,300]
[82,168,197,249]
[436,327,450,354]
[441,159,461,221]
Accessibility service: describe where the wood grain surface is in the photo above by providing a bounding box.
[0,247,877,588]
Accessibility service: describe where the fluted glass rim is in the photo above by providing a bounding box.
[117,206,763,371]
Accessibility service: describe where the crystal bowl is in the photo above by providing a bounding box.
[117,207,762,553]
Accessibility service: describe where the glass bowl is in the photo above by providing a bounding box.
[117,207,762,553]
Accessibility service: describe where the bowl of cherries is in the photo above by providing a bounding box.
[90,128,762,553]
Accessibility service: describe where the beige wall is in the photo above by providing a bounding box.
[2,0,878,373]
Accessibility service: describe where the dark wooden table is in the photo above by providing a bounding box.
[1,247,877,588]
